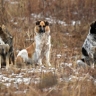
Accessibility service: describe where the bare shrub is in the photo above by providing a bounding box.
[38,72,58,89]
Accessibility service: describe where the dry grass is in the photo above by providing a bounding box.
[37,72,58,89]
[0,0,96,96]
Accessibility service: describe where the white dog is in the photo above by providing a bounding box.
[16,20,51,66]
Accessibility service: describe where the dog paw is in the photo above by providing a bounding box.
[48,63,51,66]
[6,66,9,69]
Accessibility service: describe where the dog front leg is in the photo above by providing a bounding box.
[45,44,51,66]
[36,50,43,65]
[91,52,96,68]
[6,54,9,69]
[11,52,15,65]
[38,58,42,65]
[45,51,51,66]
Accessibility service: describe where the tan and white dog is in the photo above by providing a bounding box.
[16,42,36,66]
[16,20,51,66]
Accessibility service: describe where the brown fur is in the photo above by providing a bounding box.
[34,26,39,33]
[16,42,36,66]
[26,42,36,58]
[16,56,23,64]
[40,21,45,26]
[45,26,50,32]
[15,56,24,67]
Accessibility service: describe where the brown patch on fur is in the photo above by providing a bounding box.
[16,55,25,68]
[40,21,45,26]
[16,56,23,63]
[26,42,36,58]
[45,26,50,32]
[34,26,39,33]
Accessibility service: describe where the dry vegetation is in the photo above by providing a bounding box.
[0,0,96,96]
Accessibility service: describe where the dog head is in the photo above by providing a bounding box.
[0,25,13,44]
[90,21,96,34]
[0,44,10,55]
[34,20,50,33]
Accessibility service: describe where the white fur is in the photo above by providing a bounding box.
[0,37,5,44]
[83,32,96,56]
[17,49,29,63]
[34,30,51,66]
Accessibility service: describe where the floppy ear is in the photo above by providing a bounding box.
[36,20,40,25]
[45,21,49,26]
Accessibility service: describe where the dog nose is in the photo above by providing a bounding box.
[40,27,45,33]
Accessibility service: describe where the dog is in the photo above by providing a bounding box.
[77,21,96,68]
[34,20,51,66]
[16,20,51,66]
[16,42,36,67]
[0,25,14,68]
[0,44,10,69]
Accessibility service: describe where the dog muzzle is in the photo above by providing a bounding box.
[39,27,45,33]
